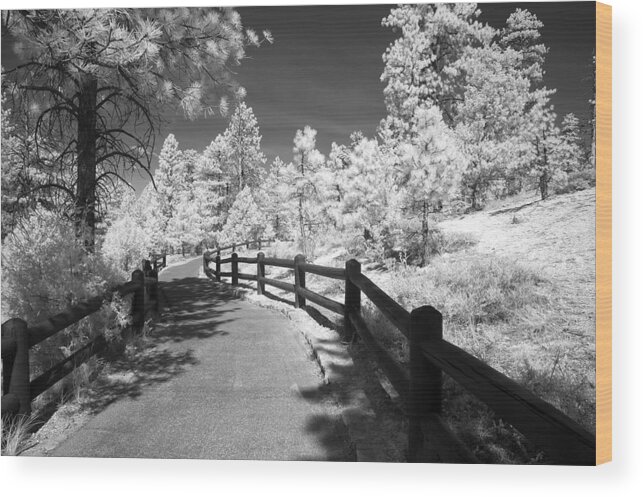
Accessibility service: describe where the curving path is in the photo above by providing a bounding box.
[50,257,354,460]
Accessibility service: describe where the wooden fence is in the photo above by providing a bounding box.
[203,246,596,465]
[1,256,165,419]
[150,252,167,272]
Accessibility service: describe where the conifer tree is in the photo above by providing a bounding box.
[557,113,585,173]
[258,157,297,240]
[498,8,548,84]
[220,187,273,245]
[291,126,325,255]
[2,8,270,248]
[220,102,267,196]
[154,134,188,252]
[381,3,494,128]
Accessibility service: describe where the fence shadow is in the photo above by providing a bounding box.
[155,276,238,344]
[78,274,245,417]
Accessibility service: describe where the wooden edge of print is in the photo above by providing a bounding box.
[595,1,612,466]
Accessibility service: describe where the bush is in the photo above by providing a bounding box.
[101,213,150,274]
[2,208,129,379]
[385,254,549,333]
[553,168,596,195]
[263,239,297,260]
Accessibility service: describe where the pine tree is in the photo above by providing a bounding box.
[526,99,563,200]
[193,145,228,246]
[455,42,534,207]
[219,187,273,245]
[291,126,325,255]
[258,157,297,240]
[2,8,271,248]
[557,113,585,173]
[138,183,165,253]
[338,135,398,256]
[381,3,494,128]
[499,8,548,84]
[394,106,464,263]
[220,102,266,196]
[154,134,188,252]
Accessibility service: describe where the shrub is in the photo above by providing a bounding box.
[101,213,150,275]
[2,208,129,379]
[553,168,596,195]
[400,229,477,262]
[429,256,548,327]
[384,254,549,338]
[442,231,478,253]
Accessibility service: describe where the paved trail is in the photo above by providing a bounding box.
[51,257,353,460]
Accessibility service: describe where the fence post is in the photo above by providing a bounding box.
[215,254,221,282]
[344,259,362,337]
[143,259,158,314]
[142,260,151,316]
[231,252,239,285]
[2,318,31,416]
[203,252,209,276]
[257,252,266,295]
[131,269,145,333]
[151,267,159,313]
[162,254,166,269]
[294,254,306,308]
[407,305,443,462]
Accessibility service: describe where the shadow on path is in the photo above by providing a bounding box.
[156,276,237,344]
[65,273,236,420]
[81,347,198,415]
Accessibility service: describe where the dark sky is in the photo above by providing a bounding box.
[1,2,596,192]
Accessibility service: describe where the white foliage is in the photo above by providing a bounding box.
[2,208,127,369]
[219,187,273,245]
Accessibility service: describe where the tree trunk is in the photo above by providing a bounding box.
[540,141,550,200]
[421,200,429,266]
[298,157,307,255]
[76,74,98,251]
[539,171,549,200]
[298,194,306,255]
[470,183,478,211]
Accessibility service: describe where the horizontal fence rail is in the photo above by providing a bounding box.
[150,252,167,272]
[1,259,162,419]
[261,277,296,294]
[203,238,597,465]
[349,271,411,336]
[262,257,295,269]
[296,287,344,316]
[298,262,346,280]
[419,338,596,464]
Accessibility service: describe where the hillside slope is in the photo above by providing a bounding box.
[357,188,596,462]
[440,188,595,341]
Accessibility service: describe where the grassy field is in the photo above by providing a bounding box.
[245,188,596,463]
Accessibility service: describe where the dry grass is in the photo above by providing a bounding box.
[1,414,39,456]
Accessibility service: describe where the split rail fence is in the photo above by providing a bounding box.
[1,254,167,418]
[203,243,596,465]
